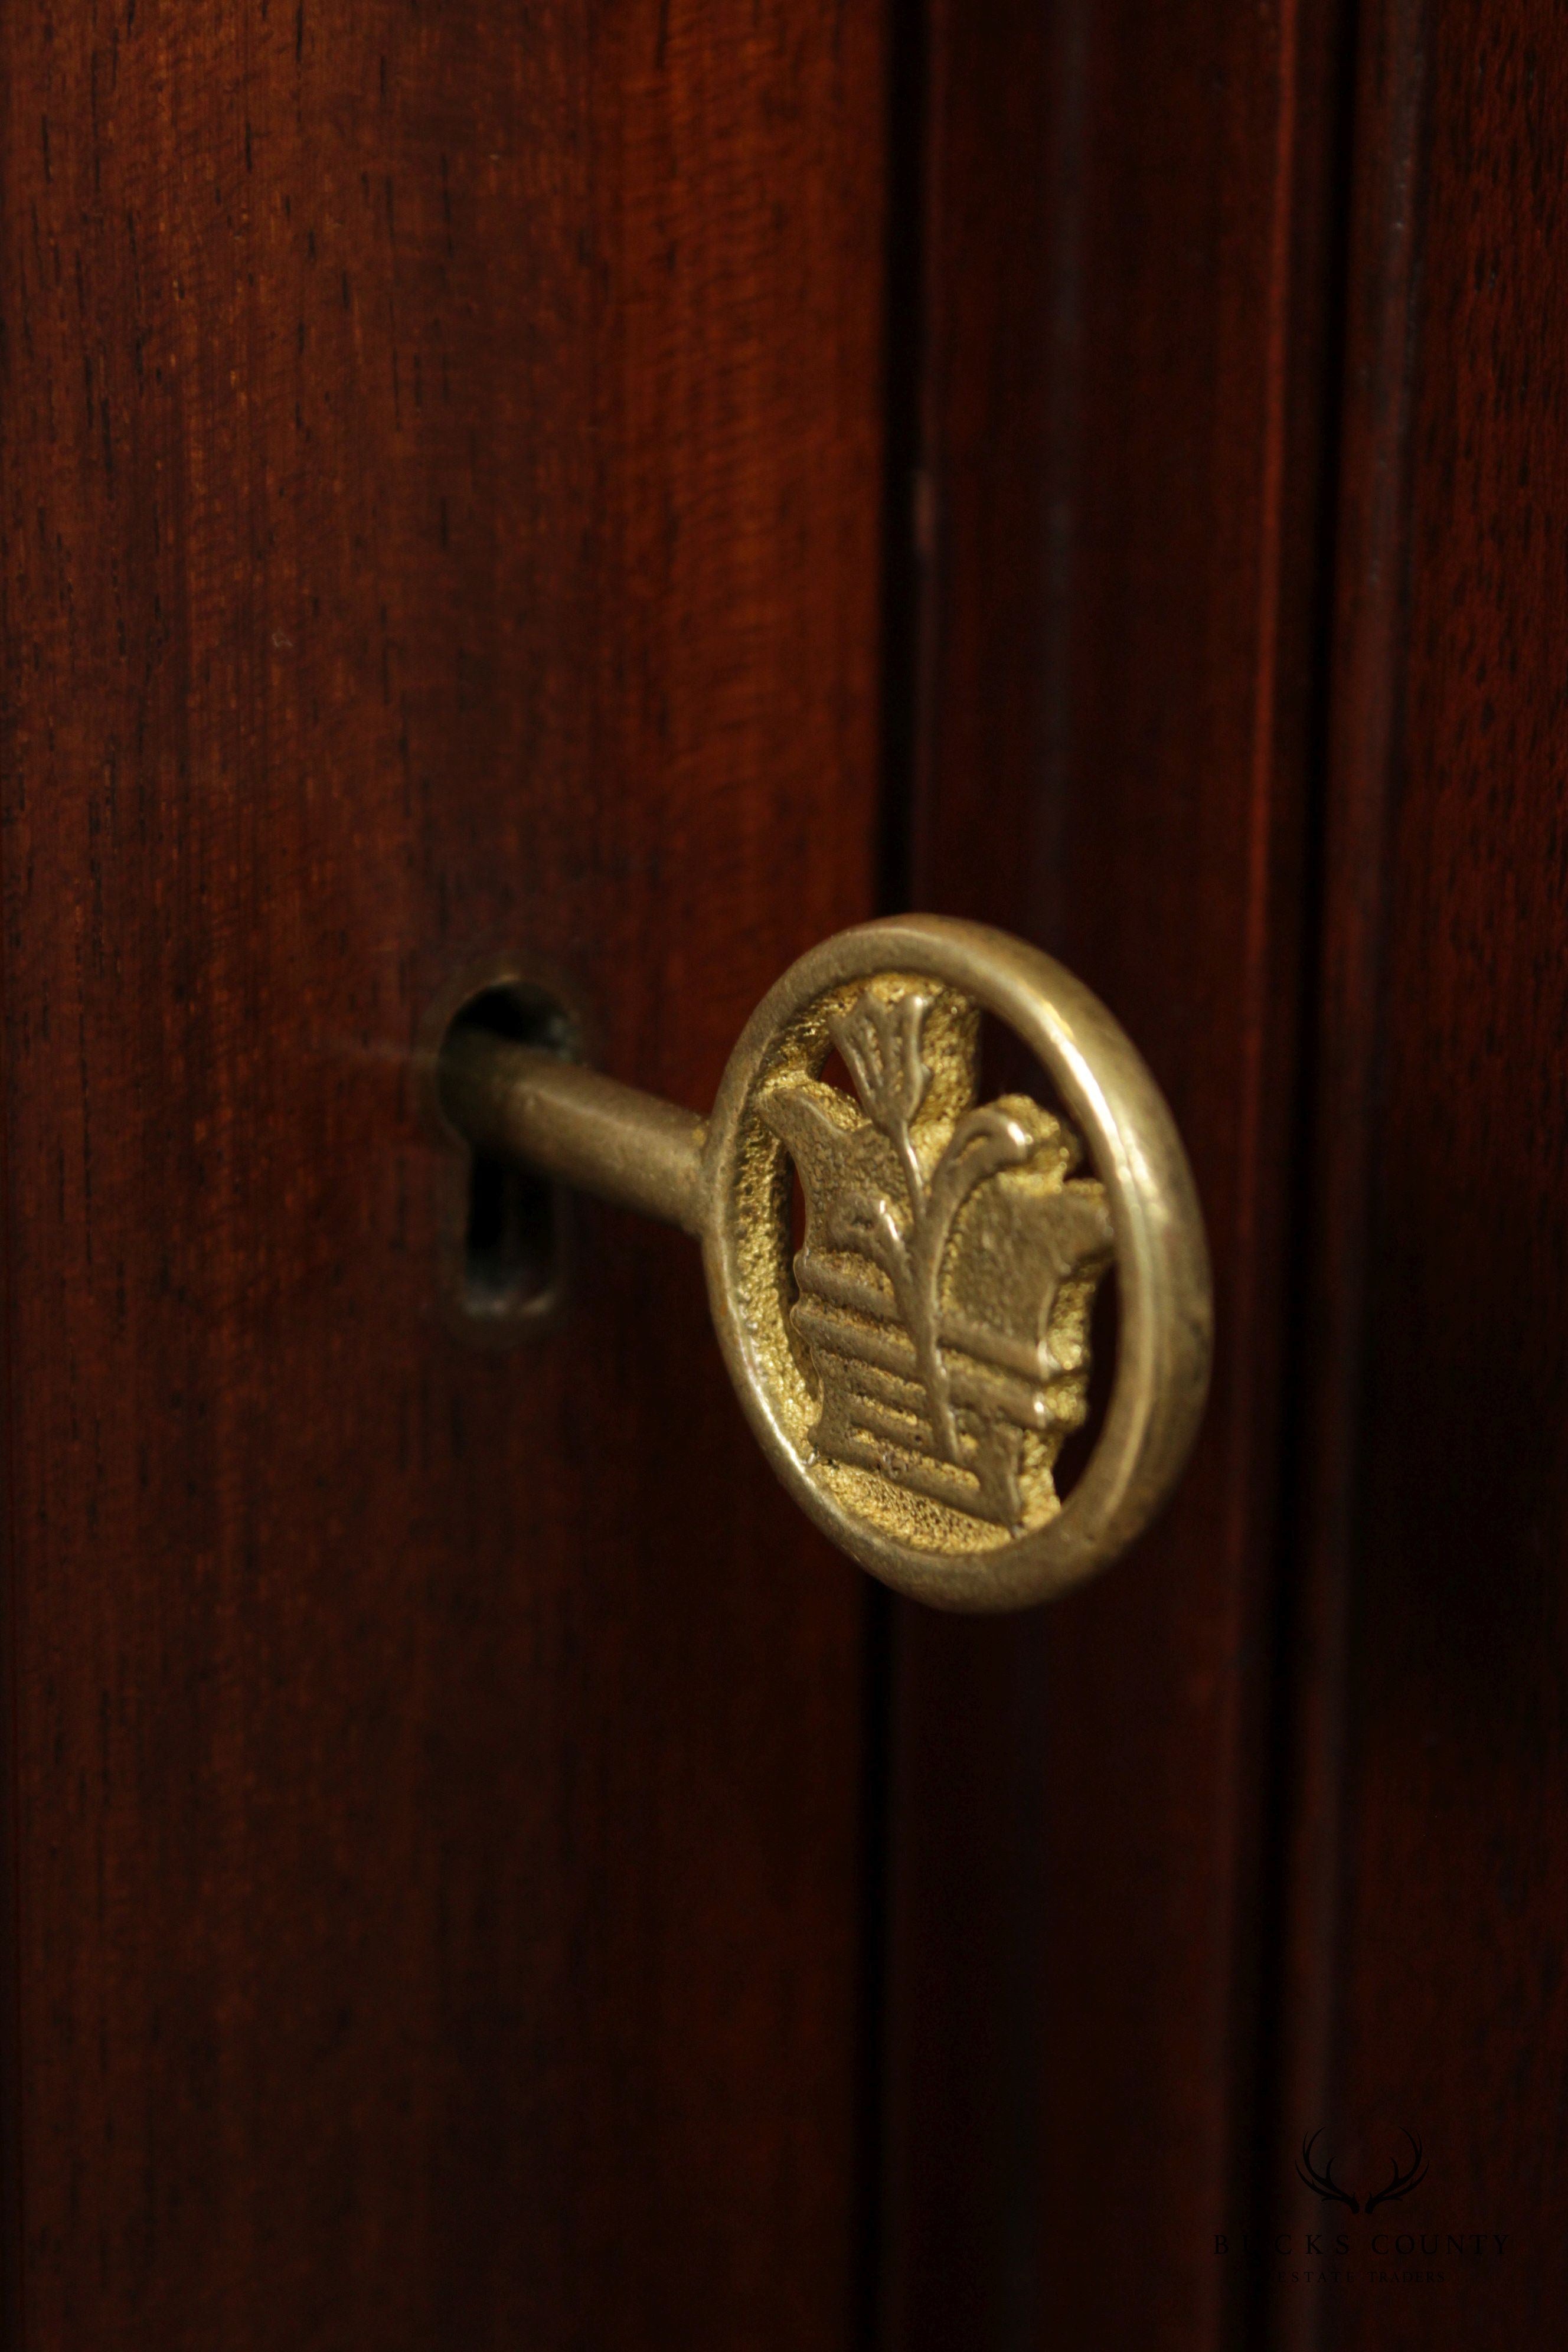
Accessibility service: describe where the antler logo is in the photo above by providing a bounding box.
[1296,2130,1428,2215]
[760,983,1112,1536]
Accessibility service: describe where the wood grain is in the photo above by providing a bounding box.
[878,3,1347,2343]
[1272,4,1568,2341]
[1260,2,1429,2343]
[0,6,887,2344]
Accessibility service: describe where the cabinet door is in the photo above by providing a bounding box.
[0,11,887,2346]
[1268,4,1568,2341]
[880,5,1568,2347]
[9,9,1560,2351]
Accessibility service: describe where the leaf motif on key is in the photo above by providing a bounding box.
[760,984,1114,1534]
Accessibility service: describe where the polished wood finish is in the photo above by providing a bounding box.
[0,7,886,2344]
[1271,2,1568,2340]
[886,5,1568,2347]
[6,5,1566,2347]
[1264,2,1430,2342]
[880,3,1346,2342]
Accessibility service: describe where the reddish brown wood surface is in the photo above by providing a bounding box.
[1269,4,1568,2341]
[0,7,887,2345]
[878,3,1347,2343]
[1262,1,1429,2342]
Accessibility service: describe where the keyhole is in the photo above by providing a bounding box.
[436,975,579,1336]
[463,1139,554,1313]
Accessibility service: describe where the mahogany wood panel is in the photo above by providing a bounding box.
[1261,2,1429,2342]
[1270,4,1568,2341]
[879,3,1347,2343]
[0,6,887,2346]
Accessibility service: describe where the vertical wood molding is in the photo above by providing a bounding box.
[1270,2,1568,2340]
[1263,7,1432,2345]
[880,2,1351,2344]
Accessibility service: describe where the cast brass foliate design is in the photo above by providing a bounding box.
[703,918,1213,1609]
[759,983,1112,1541]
